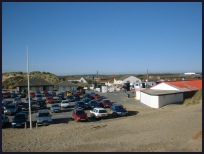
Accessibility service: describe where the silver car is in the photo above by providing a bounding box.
[36,109,52,126]
[50,104,61,113]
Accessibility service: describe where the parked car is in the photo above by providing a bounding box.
[17,92,26,98]
[57,93,65,100]
[30,92,35,98]
[83,93,92,99]
[4,103,19,115]
[83,98,91,108]
[2,115,9,128]
[25,97,34,105]
[99,99,113,108]
[50,91,56,97]
[87,100,101,109]
[66,96,75,102]
[2,91,11,98]
[46,96,54,103]
[92,94,101,99]
[11,112,27,128]
[35,94,42,101]
[36,109,52,126]
[13,97,22,105]
[72,108,88,122]
[50,104,61,113]
[90,107,108,119]
[36,101,47,110]
[73,94,80,101]
[61,100,70,108]
[20,103,36,112]
[74,101,86,110]
[110,103,128,116]
[11,92,18,98]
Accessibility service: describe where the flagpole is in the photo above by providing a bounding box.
[27,46,32,129]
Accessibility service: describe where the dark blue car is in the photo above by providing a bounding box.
[74,101,86,110]
[110,103,128,116]
[11,113,27,128]
[87,100,100,109]
[66,96,75,102]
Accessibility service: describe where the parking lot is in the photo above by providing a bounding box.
[3,90,142,127]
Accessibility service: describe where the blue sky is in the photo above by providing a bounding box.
[2,2,202,75]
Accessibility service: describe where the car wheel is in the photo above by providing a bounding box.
[112,112,117,117]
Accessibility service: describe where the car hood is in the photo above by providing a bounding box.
[37,116,52,121]
[115,109,127,112]
[51,107,60,110]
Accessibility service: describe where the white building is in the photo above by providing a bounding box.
[67,77,87,83]
[140,89,183,108]
[139,80,202,108]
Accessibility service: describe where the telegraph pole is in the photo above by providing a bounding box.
[27,46,32,129]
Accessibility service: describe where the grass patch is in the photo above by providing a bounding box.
[184,90,202,106]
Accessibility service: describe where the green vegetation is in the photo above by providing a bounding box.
[2,71,64,89]
[185,90,202,106]
[2,76,24,89]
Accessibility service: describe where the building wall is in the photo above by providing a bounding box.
[114,79,123,85]
[140,91,183,108]
[150,83,179,91]
[140,92,159,108]
[158,93,183,108]
[79,77,87,83]
[122,76,141,85]
[58,86,77,92]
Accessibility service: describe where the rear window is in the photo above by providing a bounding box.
[99,110,107,113]
[38,113,50,117]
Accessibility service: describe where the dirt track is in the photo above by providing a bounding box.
[2,92,202,152]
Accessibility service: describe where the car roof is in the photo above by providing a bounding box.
[112,103,122,106]
[38,109,50,113]
[93,107,106,110]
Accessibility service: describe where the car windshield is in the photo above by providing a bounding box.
[104,100,111,103]
[62,101,68,104]
[52,104,59,107]
[6,105,15,109]
[77,102,84,105]
[115,106,124,110]
[15,114,25,119]
[36,95,41,97]
[38,113,50,117]
[76,111,85,115]
[99,110,107,113]
[90,101,96,104]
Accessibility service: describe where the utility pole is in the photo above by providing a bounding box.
[27,46,32,129]
[97,70,98,88]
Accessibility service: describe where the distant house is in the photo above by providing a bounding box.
[100,78,114,87]
[67,77,87,84]
[17,77,54,92]
[58,81,78,92]
[139,80,202,108]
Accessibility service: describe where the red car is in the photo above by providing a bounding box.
[2,92,11,98]
[72,109,88,122]
[92,94,101,99]
[46,96,54,103]
[30,92,35,98]
[99,99,113,108]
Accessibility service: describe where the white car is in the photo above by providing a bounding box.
[90,107,108,119]
[61,100,70,108]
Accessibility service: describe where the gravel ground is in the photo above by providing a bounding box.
[2,91,202,152]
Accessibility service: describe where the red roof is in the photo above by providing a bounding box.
[165,80,202,91]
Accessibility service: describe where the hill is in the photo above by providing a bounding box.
[2,71,63,89]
